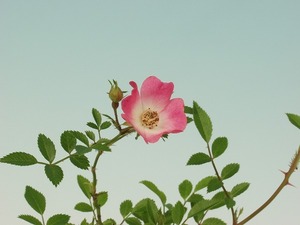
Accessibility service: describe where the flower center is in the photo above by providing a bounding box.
[141,108,159,129]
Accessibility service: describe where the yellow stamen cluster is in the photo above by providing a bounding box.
[141,108,159,129]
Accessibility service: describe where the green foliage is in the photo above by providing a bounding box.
[91,141,111,152]
[0,152,37,166]
[124,217,141,225]
[120,200,133,218]
[140,180,167,205]
[74,202,93,212]
[97,191,108,207]
[45,164,64,186]
[71,131,89,146]
[207,177,223,193]
[103,218,116,225]
[221,163,240,180]
[193,101,213,143]
[46,214,70,225]
[286,113,300,129]
[212,137,228,158]
[187,199,218,218]
[87,122,98,130]
[231,182,250,197]
[171,201,186,225]
[38,134,56,163]
[18,214,43,225]
[60,131,76,154]
[179,179,193,200]
[202,217,226,225]
[186,152,211,166]
[75,145,92,155]
[92,108,102,127]
[77,175,92,199]
[24,186,46,215]
[85,131,96,142]
[70,154,90,170]
[194,176,215,192]
[100,121,112,130]
[132,198,159,224]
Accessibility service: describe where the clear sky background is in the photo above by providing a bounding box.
[1,1,299,225]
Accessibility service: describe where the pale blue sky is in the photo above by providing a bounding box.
[1,1,299,225]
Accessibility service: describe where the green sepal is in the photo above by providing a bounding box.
[97,191,108,207]
[194,176,215,192]
[124,217,141,225]
[184,105,193,114]
[186,152,211,166]
[45,164,64,187]
[172,201,186,225]
[60,131,76,154]
[202,217,226,225]
[71,131,89,146]
[212,137,228,158]
[193,101,213,143]
[24,186,46,215]
[18,214,43,225]
[77,175,92,199]
[46,214,70,225]
[221,163,240,180]
[178,179,193,200]
[0,152,38,166]
[75,145,92,155]
[92,108,102,127]
[140,180,167,205]
[38,134,56,163]
[120,200,133,218]
[207,177,223,193]
[74,202,93,212]
[85,131,96,142]
[286,113,300,129]
[70,154,90,170]
[100,121,112,130]
[231,182,250,197]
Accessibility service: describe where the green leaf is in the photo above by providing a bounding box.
[286,113,300,129]
[92,108,102,127]
[172,201,186,225]
[60,131,76,154]
[77,175,92,199]
[231,182,250,197]
[140,180,167,205]
[91,142,111,152]
[46,214,70,225]
[100,121,112,130]
[71,131,89,146]
[210,192,226,209]
[103,219,116,225]
[70,154,90,170]
[179,179,193,200]
[38,134,56,163]
[74,202,93,212]
[202,217,226,225]
[221,163,240,180]
[212,137,228,158]
[186,152,211,166]
[146,199,159,224]
[187,193,204,204]
[0,152,37,166]
[124,217,141,225]
[85,131,96,142]
[45,164,64,187]
[132,198,153,222]
[193,101,213,143]
[19,214,43,225]
[24,186,46,215]
[207,177,223,193]
[87,122,99,130]
[120,200,133,218]
[194,176,215,192]
[187,199,218,218]
[75,145,92,155]
[97,191,108,207]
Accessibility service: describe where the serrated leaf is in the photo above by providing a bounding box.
[179,179,193,200]
[87,122,99,130]
[38,134,56,163]
[202,217,226,225]
[212,137,228,158]
[172,201,186,225]
[85,131,96,142]
[97,191,108,207]
[103,219,116,225]
[187,193,204,204]
[24,186,46,215]
[140,180,167,205]
[210,192,226,209]
[74,202,93,212]
[91,142,111,152]
[146,199,159,224]
[75,145,92,155]
[120,200,133,218]
[77,175,92,199]
[207,177,223,193]
[71,131,89,146]
[46,214,70,225]
[100,121,112,130]
[19,214,43,225]
[194,176,215,192]
[193,101,213,143]
[186,152,211,166]
[45,164,64,187]
[187,199,218,218]
[70,154,90,170]
[125,217,141,225]
[0,152,37,166]
[92,108,102,127]
[286,113,300,129]
[231,182,250,197]
[132,198,154,222]
[221,163,240,180]
[60,131,76,153]
[225,197,236,209]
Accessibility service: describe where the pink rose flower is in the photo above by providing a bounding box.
[121,76,187,143]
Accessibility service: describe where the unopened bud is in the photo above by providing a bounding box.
[108,80,124,103]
